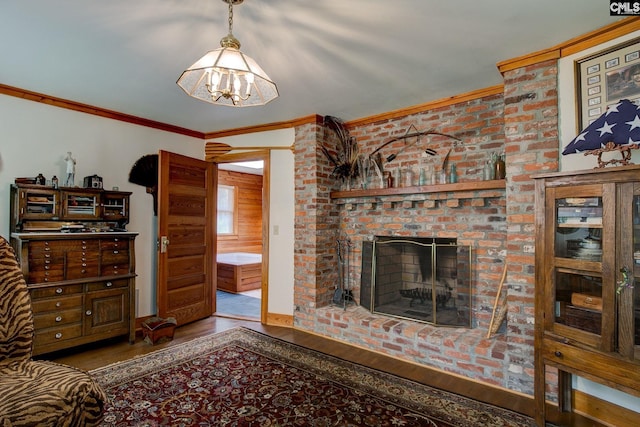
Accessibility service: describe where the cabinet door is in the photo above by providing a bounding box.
[84,281,129,337]
[17,187,59,220]
[101,192,130,222]
[546,184,616,352]
[61,190,101,219]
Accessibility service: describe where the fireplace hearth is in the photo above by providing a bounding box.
[361,236,472,327]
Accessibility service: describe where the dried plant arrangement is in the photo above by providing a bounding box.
[321,115,360,184]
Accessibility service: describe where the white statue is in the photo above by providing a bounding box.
[64,151,76,187]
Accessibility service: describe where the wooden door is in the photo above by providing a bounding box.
[156,151,216,325]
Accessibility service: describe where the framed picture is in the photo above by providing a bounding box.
[576,37,640,130]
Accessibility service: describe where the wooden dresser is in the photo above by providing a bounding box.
[9,183,137,355]
[11,232,137,356]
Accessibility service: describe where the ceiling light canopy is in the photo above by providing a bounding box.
[177,0,278,107]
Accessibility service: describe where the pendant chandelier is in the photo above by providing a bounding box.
[177,0,278,107]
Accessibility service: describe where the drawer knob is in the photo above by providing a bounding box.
[554,351,562,358]
[55,316,62,322]
[86,310,92,316]
[56,302,61,307]
[113,250,119,254]
[106,281,113,287]
[55,288,63,294]
[55,333,62,339]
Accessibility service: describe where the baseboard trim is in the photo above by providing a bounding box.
[266,312,293,327]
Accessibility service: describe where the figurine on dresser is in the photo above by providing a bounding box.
[64,151,76,186]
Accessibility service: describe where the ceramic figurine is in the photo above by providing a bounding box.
[64,151,76,187]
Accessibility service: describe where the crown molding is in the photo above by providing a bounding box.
[497,17,640,74]
[0,83,205,139]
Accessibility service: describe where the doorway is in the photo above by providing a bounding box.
[214,152,269,321]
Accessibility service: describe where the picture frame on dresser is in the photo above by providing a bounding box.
[575,37,640,131]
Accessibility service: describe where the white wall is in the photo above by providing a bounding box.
[0,95,204,318]
[210,130,295,316]
[557,32,640,412]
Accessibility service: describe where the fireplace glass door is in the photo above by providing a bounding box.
[370,238,471,327]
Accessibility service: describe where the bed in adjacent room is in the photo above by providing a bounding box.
[216,252,262,293]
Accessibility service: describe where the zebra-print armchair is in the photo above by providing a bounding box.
[0,236,106,426]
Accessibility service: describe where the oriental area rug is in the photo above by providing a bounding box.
[91,327,536,426]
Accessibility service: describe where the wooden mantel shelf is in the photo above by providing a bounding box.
[330,179,506,199]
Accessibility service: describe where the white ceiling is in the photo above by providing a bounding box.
[0,1,621,134]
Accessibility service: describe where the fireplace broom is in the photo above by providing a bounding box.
[487,263,508,338]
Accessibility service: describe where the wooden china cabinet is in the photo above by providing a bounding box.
[533,166,640,426]
[10,183,137,356]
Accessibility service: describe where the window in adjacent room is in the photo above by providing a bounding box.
[217,185,237,236]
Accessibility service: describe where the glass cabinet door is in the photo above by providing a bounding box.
[62,191,100,219]
[101,192,129,221]
[555,196,603,261]
[553,194,604,337]
[20,187,58,219]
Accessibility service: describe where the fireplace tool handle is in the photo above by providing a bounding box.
[345,239,350,310]
[333,240,344,305]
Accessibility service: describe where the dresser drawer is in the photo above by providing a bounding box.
[34,324,83,347]
[27,270,65,284]
[101,239,129,250]
[66,257,100,279]
[30,284,84,300]
[33,308,83,329]
[31,294,83,313]
[86,279,129,292]
[101,249,129,263]
[87,279,129,292]
[26,256,65,284]
[28,240,67,253]
[100,263,130,276]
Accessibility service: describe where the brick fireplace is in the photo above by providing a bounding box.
[293,58,559,398]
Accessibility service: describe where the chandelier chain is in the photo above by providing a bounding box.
[228,1,234,35]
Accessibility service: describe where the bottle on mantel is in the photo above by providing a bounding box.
[494,153,506,179]
[449,164,458,183]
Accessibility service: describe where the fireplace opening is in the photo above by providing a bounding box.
[360,236,472,327]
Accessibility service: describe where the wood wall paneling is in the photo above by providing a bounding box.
[217,170,263,254]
